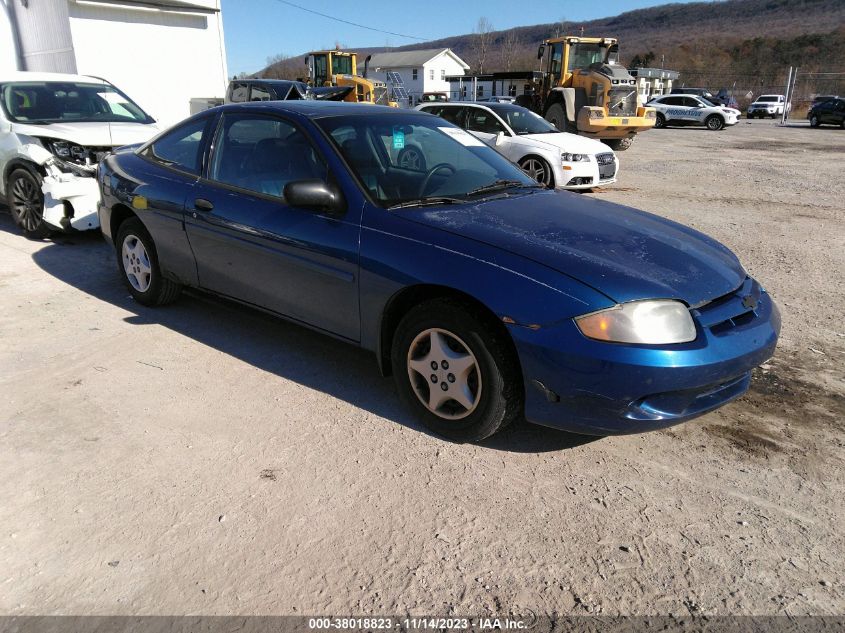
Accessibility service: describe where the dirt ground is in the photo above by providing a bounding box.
[0,118,843,617]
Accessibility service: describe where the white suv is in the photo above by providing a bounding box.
[747,94,789,119]
[647,94,740,130]
[0,72,159,237]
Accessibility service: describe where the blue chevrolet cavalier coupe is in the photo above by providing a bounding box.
[97,102,780,442]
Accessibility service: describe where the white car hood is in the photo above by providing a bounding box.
[521,132,612,155]
[12,121,160,147]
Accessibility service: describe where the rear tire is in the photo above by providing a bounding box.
[810,115,820,128]
[6,167,50,239]
[115,217,181,306]
[654,112,666,129]
[390,298,522,442]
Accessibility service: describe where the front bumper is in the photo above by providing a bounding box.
[555,158,618,190]
[41,173,100,231]
[511,280,780,435]
[576,106,656,139]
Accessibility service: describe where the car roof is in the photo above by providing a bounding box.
[0,71,110,84]
[210,100,415,119]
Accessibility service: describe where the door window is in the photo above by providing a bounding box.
[145,116,211,175]
[438,107,465,126]
[229,82,249,103]
[208,114,328,199]
[250,85,271,101]
[549,42,563,76]
[466,108,505,134]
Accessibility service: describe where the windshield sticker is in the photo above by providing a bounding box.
[438,126,485,147]
[392,126,405,149]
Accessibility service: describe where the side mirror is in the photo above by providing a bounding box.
[283,180,345,214]
[0,120,11,134]
[537,45,545,60]
[495,131,505,146]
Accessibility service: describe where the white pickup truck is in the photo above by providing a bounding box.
[747,94,790,119]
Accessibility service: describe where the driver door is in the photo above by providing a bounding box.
[184,112,362,341]
[465,108,514,159]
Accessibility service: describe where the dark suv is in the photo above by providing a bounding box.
[808,97,845,128]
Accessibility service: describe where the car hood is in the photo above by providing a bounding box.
[520,131,611,155]
[401,190,745,307]
[12,121,160,147]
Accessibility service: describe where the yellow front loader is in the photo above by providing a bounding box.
[526,36,656,150]
[305,49,397,107]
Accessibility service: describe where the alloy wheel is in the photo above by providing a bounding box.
[519,158,551,186]
[406,328,482,420]
[122,234,152,293]
[10,175,43,233]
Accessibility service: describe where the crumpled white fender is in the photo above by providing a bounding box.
[14,141,100,231]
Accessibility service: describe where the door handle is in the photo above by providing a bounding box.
[194,198,214,212]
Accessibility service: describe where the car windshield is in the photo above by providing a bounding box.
[0,81,152,124]
[317,113,538,207]
[757,96,778,103]
[699,97,717,107]
[487,105,558,134]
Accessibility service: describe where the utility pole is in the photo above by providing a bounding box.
[781,66,793,126]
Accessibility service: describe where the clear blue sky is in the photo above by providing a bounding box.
[221,0,709,76]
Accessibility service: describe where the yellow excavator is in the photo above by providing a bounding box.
[304,49,397,107]
[513,36,656,150]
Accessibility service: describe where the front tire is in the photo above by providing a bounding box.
[6,168,50,239]
[605,137,634,151]
[391,298,522,442]
[654,112,666,129]
[518,156,553,188]
[705,115,724,131]
[115,217,181,306]
[545,103,570,132]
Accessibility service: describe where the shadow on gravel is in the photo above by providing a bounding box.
[3,213,594,453]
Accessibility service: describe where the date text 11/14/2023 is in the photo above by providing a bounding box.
[307,617,531,629]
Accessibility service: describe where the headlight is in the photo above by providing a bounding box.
[562,152,588,162]
[588,110,604,119]
[575,300,697,345]
[37,137,87,161]
[645,110,657,119]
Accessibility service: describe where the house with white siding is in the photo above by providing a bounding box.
[366,48,469,106]
[0,0,228,125]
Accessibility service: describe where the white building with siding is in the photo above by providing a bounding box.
[0,0,228,125]
[366,48,469,105]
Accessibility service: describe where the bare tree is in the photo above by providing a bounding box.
[499,28,522,72]
[262,53,306,80]
[472,16,494,74]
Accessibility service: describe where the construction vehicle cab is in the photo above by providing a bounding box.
[530,36,655,150]
[305,50,394,107]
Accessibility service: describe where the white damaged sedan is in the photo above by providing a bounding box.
[0,72,159,237]
[416,102,617,190]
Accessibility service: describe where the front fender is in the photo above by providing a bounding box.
[358,205,614,353]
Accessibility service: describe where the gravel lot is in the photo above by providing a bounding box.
[0,118,843,617]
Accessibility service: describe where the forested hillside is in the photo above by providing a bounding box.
[258,0,845,101]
